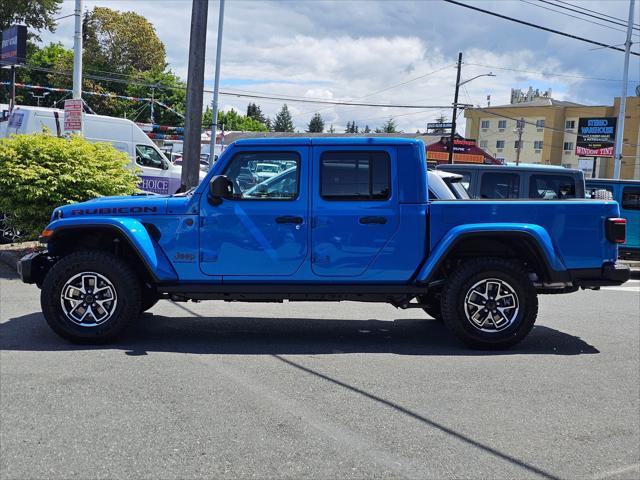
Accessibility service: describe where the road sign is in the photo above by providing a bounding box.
[1,25,27,66]
[63,99,83,132]
[576,117,617,157]
[427,122,453,131]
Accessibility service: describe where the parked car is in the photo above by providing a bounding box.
[428,170,470,200]
[19,138,628,349]
[437,163,585,200]
[586,178,640,259]
[0,105,194,195]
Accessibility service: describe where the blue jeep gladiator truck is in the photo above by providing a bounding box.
[19,138,630,349]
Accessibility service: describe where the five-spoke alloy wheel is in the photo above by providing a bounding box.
[463,278,519,332]
[60,272,118,327]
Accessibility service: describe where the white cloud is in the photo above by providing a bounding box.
[39,0,638,133]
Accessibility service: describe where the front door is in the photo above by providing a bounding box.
[311,147,398,277]
[199,148,309,276]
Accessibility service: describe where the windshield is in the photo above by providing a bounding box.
[446,178,471,199]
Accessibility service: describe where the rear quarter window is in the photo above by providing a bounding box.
[479,172,520,199]
[622,187,640,210]
[528,174,576,199]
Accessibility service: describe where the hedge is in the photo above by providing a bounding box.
[0,132,140,239]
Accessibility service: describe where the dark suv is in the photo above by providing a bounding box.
[436,163,585,200]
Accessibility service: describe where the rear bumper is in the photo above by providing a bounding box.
[570,263,630,288]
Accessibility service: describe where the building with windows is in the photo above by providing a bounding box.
[464,94,640,179]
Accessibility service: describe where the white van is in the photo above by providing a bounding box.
[0,105,197,195]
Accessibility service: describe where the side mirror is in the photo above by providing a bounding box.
[162,161,169,170]
[208,175,233,205]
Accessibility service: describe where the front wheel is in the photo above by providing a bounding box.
[440,257,538,349]
[41,250,142,344]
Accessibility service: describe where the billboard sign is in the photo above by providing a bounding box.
[576,117,616,157]
[1,25,27,65]
[64,99,84,132]
[445,138,476,153]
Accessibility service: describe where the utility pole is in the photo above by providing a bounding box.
[150,84,155,124]
[181,0,209,189]
[209,0,226,168]
[72,0,83,100]
[515,117,524,165]
[613,0,635,179]
[9,66,15,112]
[448,52,463,164]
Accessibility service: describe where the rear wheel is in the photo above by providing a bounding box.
[440,257,538,349]
[41,250,141,344]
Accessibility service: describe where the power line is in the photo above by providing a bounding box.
[442,0,640,56]
[520,0,629,34]
[550,0,640,29]
[291,64,455,119]
[464,62,640,83]
[0,64,452,110]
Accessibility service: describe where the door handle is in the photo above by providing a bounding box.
[359,216,387,225]
[276,215,304,224]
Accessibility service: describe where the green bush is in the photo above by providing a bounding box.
[0,132,140,239]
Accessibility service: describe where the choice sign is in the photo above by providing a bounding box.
[1,25,27,65]
[576,117,617,157]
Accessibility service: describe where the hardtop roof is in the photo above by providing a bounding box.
[231,137,424,147]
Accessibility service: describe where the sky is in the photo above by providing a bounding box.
[40,0,640,134]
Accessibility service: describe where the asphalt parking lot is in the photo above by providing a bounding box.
[1,262,639,480]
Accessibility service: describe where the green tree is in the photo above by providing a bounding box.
[125,70,187,126]
[328,124,335,133]
[0,132,139,238]
[246,103,267,124]
[273,104,294,132]
[363,125,371,133]
[307,113,325,133]
[380,117,398,133]
[0,0,62,34]
[82,7,166,75]
[202,108,268,132]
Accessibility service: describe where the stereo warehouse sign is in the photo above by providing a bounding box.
[576,117,617,157]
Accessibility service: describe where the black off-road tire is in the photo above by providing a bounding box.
[440,257,538,349]
[41,250,142,344]
[140,285,160,313]
[420,292,442,321]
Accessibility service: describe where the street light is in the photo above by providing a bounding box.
[30,91,49,107]
[448,51,496,164]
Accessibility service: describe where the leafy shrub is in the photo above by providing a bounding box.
[0,132,139,239]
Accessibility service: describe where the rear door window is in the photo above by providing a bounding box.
[320,151,390,200]
[529,174,577,199]
[479,172,520,199]
[622,187,640,210]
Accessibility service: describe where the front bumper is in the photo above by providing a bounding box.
[570,263,630,288]
[18,251,51,285]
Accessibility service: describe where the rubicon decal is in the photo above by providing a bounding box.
[71,206,158,215]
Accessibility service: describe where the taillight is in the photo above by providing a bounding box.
[606,217,626,244]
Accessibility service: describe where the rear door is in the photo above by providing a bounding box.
[199,147,309,276]
[311,146,398,277]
